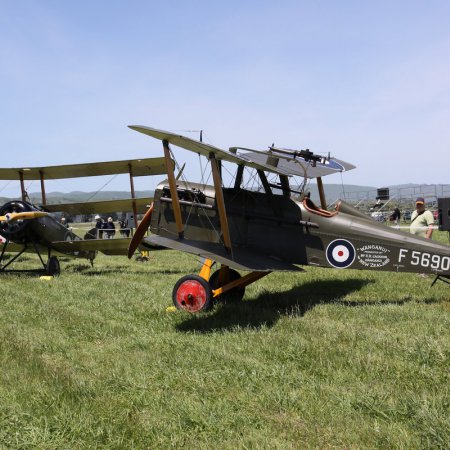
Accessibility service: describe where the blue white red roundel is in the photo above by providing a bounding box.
[326,239,356,268]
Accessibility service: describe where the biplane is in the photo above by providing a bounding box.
[127,126,450,313]
[0,157,169,274]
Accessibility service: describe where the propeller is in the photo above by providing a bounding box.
[0,211,48,222]
[127,203,154,259]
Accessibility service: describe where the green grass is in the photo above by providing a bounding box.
[1,234,449,449]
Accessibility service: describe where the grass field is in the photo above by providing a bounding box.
[1,232,449,449]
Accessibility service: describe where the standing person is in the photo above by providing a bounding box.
[104,217,116,239]
[60,217,69,228]
[95,214,104,239]
[119,217,129,237]
[391,207,401,225]
[410,197,434,239]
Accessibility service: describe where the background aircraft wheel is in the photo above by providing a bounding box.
[172,275,213,313]
[209,268,245,303]
[46,256,60,276]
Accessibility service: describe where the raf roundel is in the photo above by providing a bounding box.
[326,239,356,268]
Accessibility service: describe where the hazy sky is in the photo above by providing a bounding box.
[1,0,449,197]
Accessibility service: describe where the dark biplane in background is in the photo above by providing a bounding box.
[128,126,450,313]
[0,157,169,275]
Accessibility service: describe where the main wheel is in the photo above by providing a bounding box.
[209,268,245,303]
[46,256,60,276]
[172,275,213,313]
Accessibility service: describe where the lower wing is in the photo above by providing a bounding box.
[142,236,303,272]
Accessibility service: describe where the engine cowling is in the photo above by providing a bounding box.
[0,201,34,242]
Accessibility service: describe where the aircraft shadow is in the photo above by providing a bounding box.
[71,266,186,276]
[73,265,141,275]
[175,278,373,333]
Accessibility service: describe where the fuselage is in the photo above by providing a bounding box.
[150,181,450,276]
[0,200,93,259]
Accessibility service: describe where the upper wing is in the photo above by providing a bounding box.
[129,125,293,176]
[0,157,170,180]
[238,150,356,178]
[42,197,153,215]
[142,235,304,272]
[129,125,355,178]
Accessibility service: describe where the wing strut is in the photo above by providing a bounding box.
[19,171,26,202]
[316,177,327,209]
[257,170,272,196]
[280,175,290,198]
[234,165,244,190]
[128,164,139,227]
[210,153,232,253]
[39,170,47,205]
[163,140,184,239]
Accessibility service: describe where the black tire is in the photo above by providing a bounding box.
[172,274,213,313]
[46,256,60,276]
[209,268,245,303]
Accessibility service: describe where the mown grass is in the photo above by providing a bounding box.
[0,233,449,449]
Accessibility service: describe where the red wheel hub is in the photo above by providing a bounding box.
[175,279,208,312]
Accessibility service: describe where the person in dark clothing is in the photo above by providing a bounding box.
[119,217,130,237]
[104,217,116,239]
[390,207,401,225]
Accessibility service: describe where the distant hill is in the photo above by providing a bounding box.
[1,183,449,206]
[308,183,450,204]
[0,190,155,205]
[308,183,377,203]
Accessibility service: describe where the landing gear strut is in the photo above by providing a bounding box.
[46,256,60,276]
[171,260,270,313]
[209,268,245,303]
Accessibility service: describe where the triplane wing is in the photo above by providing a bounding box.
[128,125,450,314]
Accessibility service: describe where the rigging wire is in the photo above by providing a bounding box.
[198,153,205,186]
[0,180,12,195]
[169,148,222,243]
[85,174,119,202]
[220,162,236,187]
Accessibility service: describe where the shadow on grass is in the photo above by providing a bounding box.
[73,266,139,276]
[176,278,372,333]
[72,265,185,276]
[0,269,47,277]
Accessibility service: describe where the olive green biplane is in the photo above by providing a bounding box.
[127,126,450,313]
[0,157,169,274]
